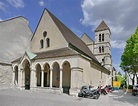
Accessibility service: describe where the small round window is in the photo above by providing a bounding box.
[43,31,47,37]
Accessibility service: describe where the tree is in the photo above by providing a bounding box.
[121,75,127,88]
[134,27,138,84]
[118,72,122,76]
[115,72,127,88]
[120,27,138,85]
[116,73,122,82]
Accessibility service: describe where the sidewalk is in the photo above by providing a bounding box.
[108,90,138,106]
[0,89,137,106]
[0,84,13,90]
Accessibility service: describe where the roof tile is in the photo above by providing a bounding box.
[46,9,98,61]
[35,47,78,59]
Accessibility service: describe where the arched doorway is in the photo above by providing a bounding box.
[62,61,71,94]
[36,64,41,86]
[43,63,50,87]
[14,66,18,85]
[22,59,31,90]
[52,62,60,88]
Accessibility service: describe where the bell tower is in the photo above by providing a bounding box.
[94,20,112,72]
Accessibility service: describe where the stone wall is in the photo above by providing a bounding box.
[0,63,12,89]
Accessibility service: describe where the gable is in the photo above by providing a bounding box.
[31,9,68,53]
[95,20,111,34]
[20,52,31,66]
[31,9,98,62]
[47,9,98,61]
[81,33,94,45]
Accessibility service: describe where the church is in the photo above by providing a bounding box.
[11,9,113,95]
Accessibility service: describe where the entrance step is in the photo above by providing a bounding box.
[31,87,63,94]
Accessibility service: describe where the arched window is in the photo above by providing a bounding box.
[99,46,101,53]
[99,34,101,42]
[102,34,104,41]
[46,38,50,47]
[40,39,44,48]
[102,46,104,52]
[14,66,18,85]
[43,31,47,37]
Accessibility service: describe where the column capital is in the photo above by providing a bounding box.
[19,68,24,71]
[60,68,63,71]
[50,68,53,71]
[31,69,36,72]
[71,67,83,72]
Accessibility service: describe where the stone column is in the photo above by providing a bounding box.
[70,68,83,89]
[50,68,53,88]
[22,69,25,87]
[70,67,83,96]
[30,69,36,88]
[41,70,44,87]
[18,68,23,88]
[12,71,15,85]
[59,69,63,88]
[48,69,50,86]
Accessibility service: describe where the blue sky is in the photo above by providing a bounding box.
[0,0,138,74]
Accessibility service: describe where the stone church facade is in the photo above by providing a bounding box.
[11,9,113,95]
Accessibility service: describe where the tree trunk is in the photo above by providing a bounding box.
[136,74,138,84]
[132,74,136,85]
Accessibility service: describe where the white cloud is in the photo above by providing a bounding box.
[80,0,138,74]
[111,40,126,49]
[39,0,45,7]
[81,0,138,42]
[6,0,25,8]
[0,18,3,21]
[80,0,94,26]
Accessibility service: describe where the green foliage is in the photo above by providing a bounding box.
[121,75,127,87]
[128,85,133,89]
[134,27,138,53]
[120,27,138,74]
[115,73,127,88]
[118,72,122,76]
[116,74,122,82]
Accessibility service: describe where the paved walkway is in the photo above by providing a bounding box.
[108,90,138,106]
[0,89,137,106]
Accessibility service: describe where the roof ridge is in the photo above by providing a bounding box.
[81,33,94,42]
[46,9,81,41]
[0,16,27,23]
[95,20,110,32]
[46,9,98,61]
[31,9,46,41]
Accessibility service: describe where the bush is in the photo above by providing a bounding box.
[128,85,133,89]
